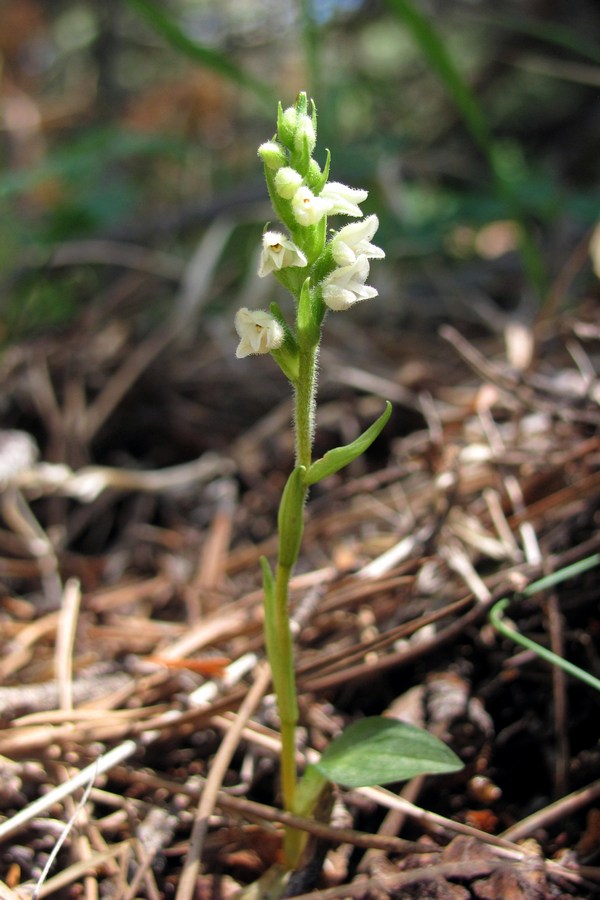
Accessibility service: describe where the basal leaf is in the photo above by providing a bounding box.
[314,716,462,789]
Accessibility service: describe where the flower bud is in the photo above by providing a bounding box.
[274,166,304,200]
[278,104,299,148]
[294,114,316,155]
[258,141,287,170]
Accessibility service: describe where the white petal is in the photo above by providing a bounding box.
[320,181,368,217]
[322,284,356,311]
[258,231,308,277]
[234,308,284,357]
[321,255,378,311]
[291,186,332,226]
[331,215,385,264]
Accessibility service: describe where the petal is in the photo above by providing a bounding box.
[234,308,284,356]
[258,231,307,276]
[321,182,368,217]
[331,216,385,265]
[292,186,332,226]
[322,284,356,311]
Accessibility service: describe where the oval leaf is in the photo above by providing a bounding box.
[306,402,392,486]
[314,717,462,788]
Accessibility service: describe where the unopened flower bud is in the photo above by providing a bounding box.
[258,141,287,170]
[278,105,299,147]
[294,114,316,155]
[274,166,304,200]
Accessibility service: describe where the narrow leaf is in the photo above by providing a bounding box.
[314,717,463,788]
[306,402,391,486]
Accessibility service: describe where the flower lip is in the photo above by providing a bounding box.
[291,185,333,227]
[258,231,308,278]
[331,215,385,266]
[320,181,368,217]
[234,308,285,357]
[321,255,378,311]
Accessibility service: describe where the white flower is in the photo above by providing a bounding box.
[291,185,333,227]
[320,181,368,217]
[321,255,378,311]
[258,231,307,278]
[274,166,304,200]
[331,215,385,266]
[234,308,284,358]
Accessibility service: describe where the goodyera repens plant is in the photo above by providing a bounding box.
[234,93,461,878]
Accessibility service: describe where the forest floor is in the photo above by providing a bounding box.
[0,273,599,899]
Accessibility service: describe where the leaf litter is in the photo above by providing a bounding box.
[0,282,599,898]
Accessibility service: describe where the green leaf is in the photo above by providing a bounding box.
[314,717,463,789]
[277,467,307,569]
[125,0,274,106]
[294,764,330,818]
[296,277,320,347]
[305,402,392,486]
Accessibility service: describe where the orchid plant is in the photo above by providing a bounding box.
[235,93,461,879]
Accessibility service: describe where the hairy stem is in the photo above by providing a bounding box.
[271,338,317,868]
[295,345,317,469]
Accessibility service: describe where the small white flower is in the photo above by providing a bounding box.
[258,231,307,278]
[258,141,287,170]
[291,186,333,227]
[331,215,385,266]
[234,308,284,358]
[320,181,368,217]
[274,166,304,200]
[321,255,378,311]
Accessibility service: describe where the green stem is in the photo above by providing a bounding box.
[295,345,317,468]
[274,563,300,814]
[270,339,317,868]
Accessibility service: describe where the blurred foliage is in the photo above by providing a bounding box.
[1,0,598,336]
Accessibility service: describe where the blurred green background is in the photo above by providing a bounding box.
[1,0,599,339]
